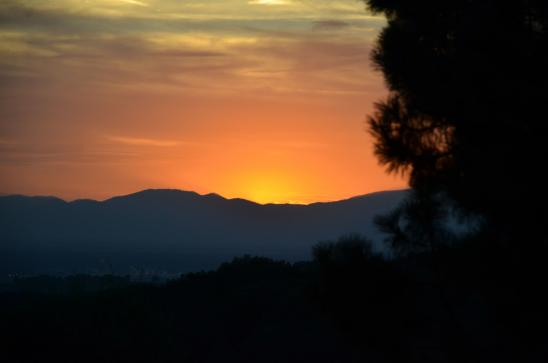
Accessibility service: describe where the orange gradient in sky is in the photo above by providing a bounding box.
[0,0,406,203]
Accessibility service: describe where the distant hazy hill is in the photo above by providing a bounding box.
[0,189,407,277]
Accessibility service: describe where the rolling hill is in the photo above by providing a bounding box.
[0,189,407,278]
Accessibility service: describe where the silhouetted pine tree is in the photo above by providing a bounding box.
[365,0,548,237]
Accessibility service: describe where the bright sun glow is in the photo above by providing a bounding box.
[236,172,302,204]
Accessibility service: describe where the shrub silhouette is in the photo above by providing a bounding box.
[311,235,414,360]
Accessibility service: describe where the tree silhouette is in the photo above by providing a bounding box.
[366,4,548,358]
[365,0,548,235]
[375,190,458,258]
[311,235,413,360]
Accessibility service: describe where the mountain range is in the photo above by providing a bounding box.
[0,189,407,279]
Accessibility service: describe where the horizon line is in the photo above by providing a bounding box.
[0,187,409,207]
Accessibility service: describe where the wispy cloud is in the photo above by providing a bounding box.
[106,136,180,147]
[312,19,350,30]
[0,0,383,98]
[119,0,149,6]
[248,0,292,5]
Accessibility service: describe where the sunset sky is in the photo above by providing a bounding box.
[0,0,405,204]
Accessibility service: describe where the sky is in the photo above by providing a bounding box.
[0,0,405,204]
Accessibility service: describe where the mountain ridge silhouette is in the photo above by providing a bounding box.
[0,188,408,278]
[0,188,408,205]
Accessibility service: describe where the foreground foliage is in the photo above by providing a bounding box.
[4,235,547,363]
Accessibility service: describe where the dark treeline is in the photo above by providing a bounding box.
[2,252,364,363]
[4,233,546,362]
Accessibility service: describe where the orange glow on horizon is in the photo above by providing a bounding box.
[229,170,305,204]
[0,0,407,203]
